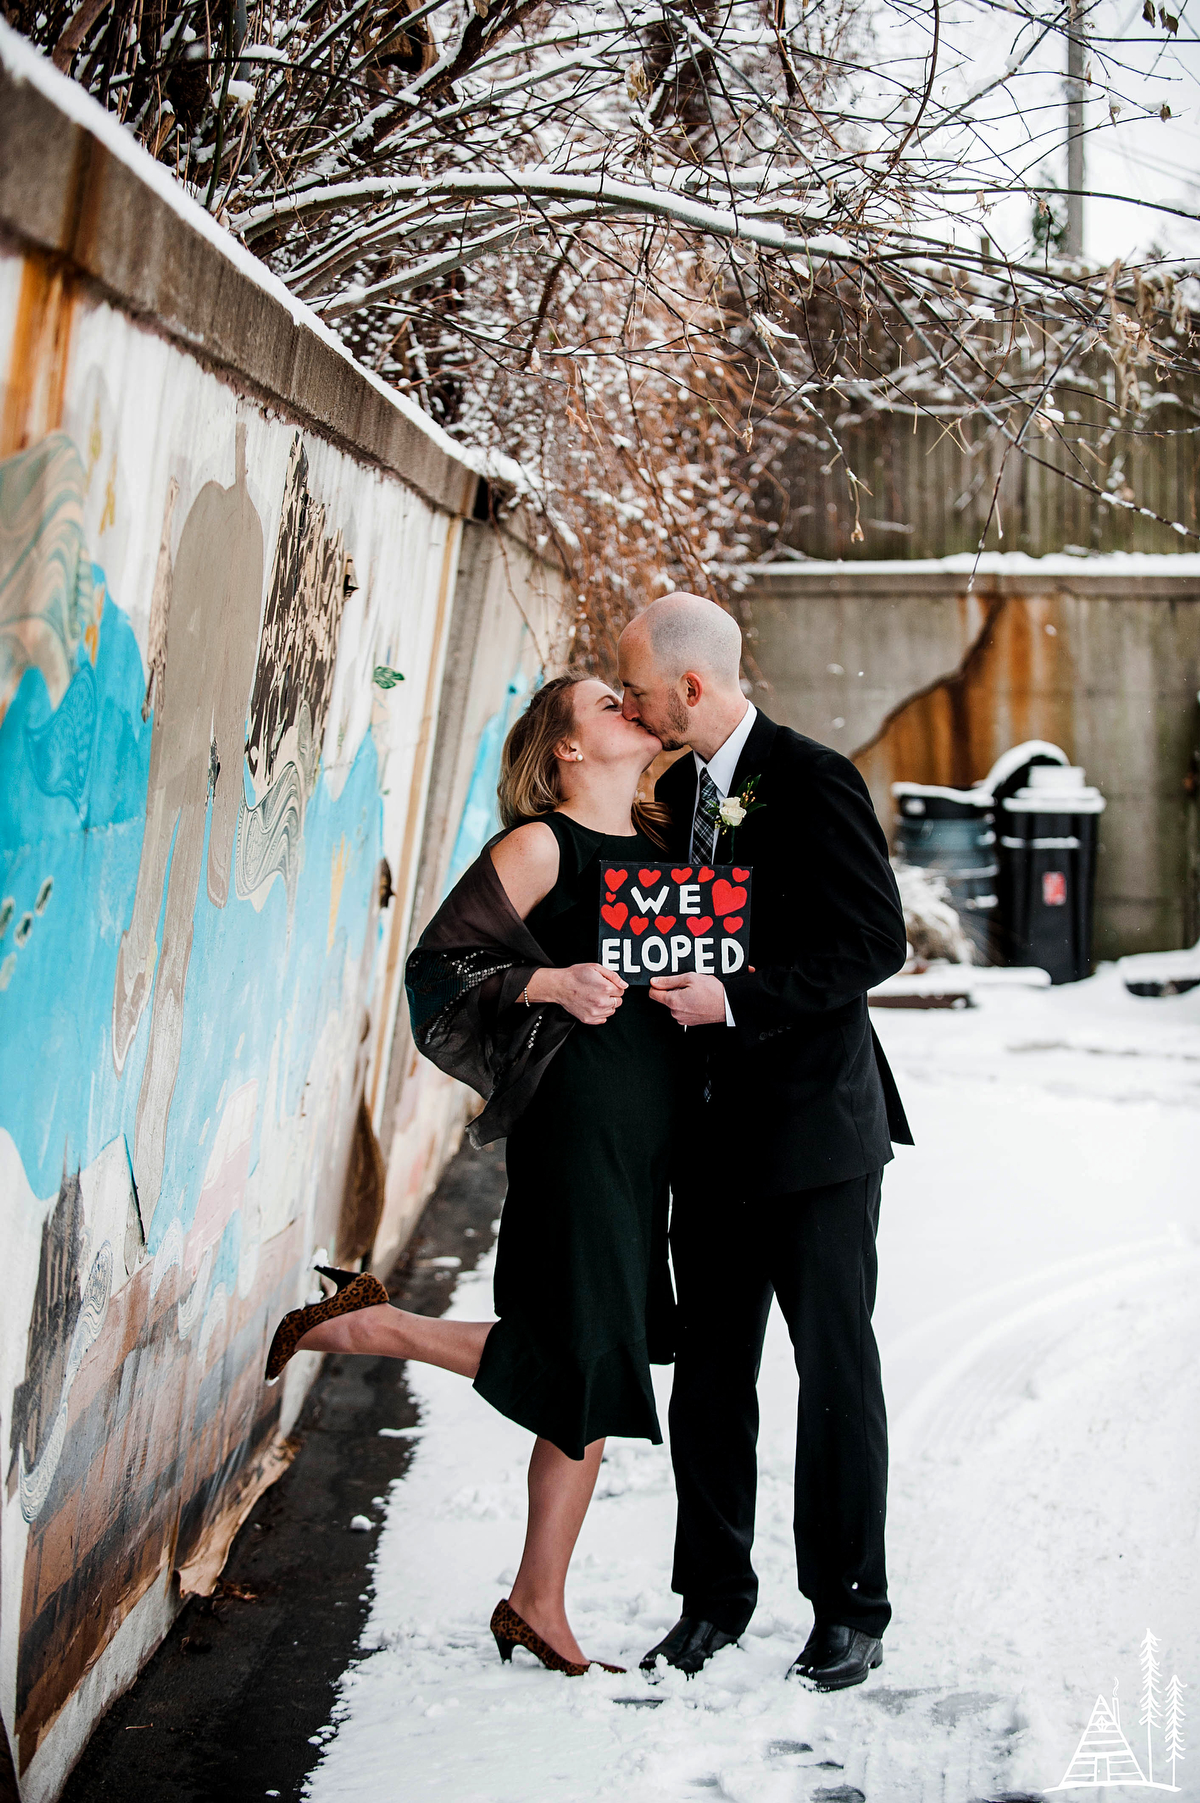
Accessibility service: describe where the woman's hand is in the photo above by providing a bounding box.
[526,963,627,1025]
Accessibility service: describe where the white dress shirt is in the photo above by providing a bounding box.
[692,702,758,820]
[689,703,757,1025]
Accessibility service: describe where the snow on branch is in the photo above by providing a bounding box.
[238,166,858,258]
[12,0,1197,633]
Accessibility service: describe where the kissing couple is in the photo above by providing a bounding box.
[265,593,912,1690]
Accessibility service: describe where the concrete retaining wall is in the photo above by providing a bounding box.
[0,28,563,1800]
[743,556,1200,961]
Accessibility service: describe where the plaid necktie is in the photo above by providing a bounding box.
[691,767,721,866]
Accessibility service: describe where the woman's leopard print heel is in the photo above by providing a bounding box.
[490,1597,625,1676]
[264,1265,389,1384]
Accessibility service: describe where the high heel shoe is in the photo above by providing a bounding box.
[264,1265,389,1383]
[490,1598,625,1676]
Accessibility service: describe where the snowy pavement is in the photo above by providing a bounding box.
[304,969,1200,1803]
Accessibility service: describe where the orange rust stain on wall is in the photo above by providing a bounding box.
[1,253,76,459]
[857,590,1077,805]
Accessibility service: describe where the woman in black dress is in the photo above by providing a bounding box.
[265,676,682,1676]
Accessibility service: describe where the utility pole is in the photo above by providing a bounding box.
[1066,3,1086,257]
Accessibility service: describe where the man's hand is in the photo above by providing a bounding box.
[649,973,728,1027]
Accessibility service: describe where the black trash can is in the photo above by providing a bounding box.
[892,783,999,961]
[996,766,1105,982]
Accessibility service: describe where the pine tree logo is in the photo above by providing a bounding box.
[1049,1631,1187,1791]
[1165,1675,1187,1792]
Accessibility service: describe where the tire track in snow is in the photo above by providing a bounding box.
[891,1244,1199,1460]
[864,1251,1200,1803]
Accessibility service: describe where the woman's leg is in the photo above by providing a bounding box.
[508,1436,605,1664]
[298,1310,604,1659]
[295,1304,492,1379]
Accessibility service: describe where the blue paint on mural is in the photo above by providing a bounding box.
[444,648,535,892]
[209,1211,243,1295]
[0,576,381,1245]
[0,589,154,1181]
[23,656,98,813]
[155,728,380,1243]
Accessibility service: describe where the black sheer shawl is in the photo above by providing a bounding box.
[404,831,575,1145]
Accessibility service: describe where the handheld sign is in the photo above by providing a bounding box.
[597,863,751,986]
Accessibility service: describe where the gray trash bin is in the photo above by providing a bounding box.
[892,783,998,961]
[996,766,1106,983]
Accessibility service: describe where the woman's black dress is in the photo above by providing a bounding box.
[473,812,681,1460]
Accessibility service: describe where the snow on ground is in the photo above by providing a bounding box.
[305,968,1200,1803]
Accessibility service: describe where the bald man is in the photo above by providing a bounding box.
[618,594,911,1692]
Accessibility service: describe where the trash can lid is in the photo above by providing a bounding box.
[1026,764,1086,790]
[891,782,993,809]
[1002,784,1105,814]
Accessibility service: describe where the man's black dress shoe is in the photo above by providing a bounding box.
[787,1623,883,1691]
[640,1617,738,1676]
[790,1619,830,1677]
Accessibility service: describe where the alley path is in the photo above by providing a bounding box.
[62,1146,508,1803]
[304,969,1200,1803]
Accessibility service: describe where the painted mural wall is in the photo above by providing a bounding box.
[375,521,561,1276]
[0,241,501,1799]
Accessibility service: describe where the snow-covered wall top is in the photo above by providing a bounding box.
[746,551,1200,587]
[0,20,481,521]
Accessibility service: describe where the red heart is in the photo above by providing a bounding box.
[732,867,750,882]
[687,916,714,937]
[630,916,649,935]
[671,868,693,883]
[605,891,616,904]
[638,868,661,886]
[604,868,627,890]
[654,915,676,933]
[711,878,747,917]
[698,866,715,883]
[600,902,628,930]
[722,916,744,933]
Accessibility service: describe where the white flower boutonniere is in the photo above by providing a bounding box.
[703,774,765,855]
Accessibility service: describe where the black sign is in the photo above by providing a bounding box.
[596,862,752,987]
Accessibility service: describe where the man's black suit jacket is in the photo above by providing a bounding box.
[655,708,913,1196]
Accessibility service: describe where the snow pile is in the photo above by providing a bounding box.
[305,968,1200,1803]
[892,862,975,965]
[1119,937,1200,996]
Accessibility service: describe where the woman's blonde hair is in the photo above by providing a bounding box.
[497,673,669,847]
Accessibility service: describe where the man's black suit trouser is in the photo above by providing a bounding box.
[667,1168,891,1640]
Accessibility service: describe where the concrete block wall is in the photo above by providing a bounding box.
[0,28,563,1800]
[743,556,1200,961]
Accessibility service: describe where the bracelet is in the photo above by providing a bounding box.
[523,984,531,1006]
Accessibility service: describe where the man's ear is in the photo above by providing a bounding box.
[683,672,704,708]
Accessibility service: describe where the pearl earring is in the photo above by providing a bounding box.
[574,752,584,762]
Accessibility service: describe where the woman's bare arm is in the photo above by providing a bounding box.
[489,821,561,919]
